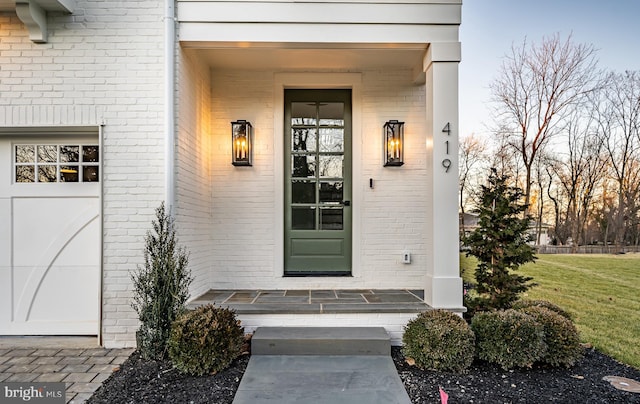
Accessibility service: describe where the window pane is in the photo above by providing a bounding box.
[321,208,343,230]
[83,146,99,162]
[319,128,343,152]
[83,166,99,182]
[291,102,316,126]
[318,102,344,126]
[292,180,316,204]
[319,155,343,178]
[15,145,35,163]
[292,207,315,230]
[16,166,35,182]
[37,145,57,163]
[60,166,79,182]
[292,128,316,152]
[319,181,343,203]
[38,166,57,182]
[60,146,79,163]
[292,155,316,178]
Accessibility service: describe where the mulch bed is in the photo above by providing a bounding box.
[89,347,640,403]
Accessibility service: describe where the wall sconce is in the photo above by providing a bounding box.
[231,120,252,166]
[383,120,404,167]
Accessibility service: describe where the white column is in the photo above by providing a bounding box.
[423,42,463,309]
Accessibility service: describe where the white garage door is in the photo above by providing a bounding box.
[0,133,100,335]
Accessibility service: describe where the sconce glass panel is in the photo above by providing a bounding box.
[231,120,252,166]
[383,120,404,167]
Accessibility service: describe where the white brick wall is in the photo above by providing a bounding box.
[174,48,214,299]
[0,2,166,348]
[205,68,429,290]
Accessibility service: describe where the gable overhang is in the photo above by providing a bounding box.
[0,0,76,43]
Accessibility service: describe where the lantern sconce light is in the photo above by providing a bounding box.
[231,120,253,166]
[383,120,404,167]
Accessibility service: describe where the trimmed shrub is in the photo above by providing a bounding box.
[471,309,546,370]
[518,306,583,367]
[511,299,573,320]
[403,310,475,373]
[168,304,244,376]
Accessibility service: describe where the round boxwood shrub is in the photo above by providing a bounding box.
[511,299,573,320]
[471,309,546,370]
[518,306,583,368]
[168,304,244,376]
[402,310,475,373]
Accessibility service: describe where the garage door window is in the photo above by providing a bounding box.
[15,144,100,183]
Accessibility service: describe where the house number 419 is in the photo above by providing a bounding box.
[442,122,451,173]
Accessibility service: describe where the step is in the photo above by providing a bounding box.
[251,326,390,356]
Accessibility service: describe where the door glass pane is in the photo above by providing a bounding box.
[319,102,344,126]
[319,128,343,152]
[292,155,316,178]
[16,166,35,182]
[37,145,57,162]
[60,146,80,162]
[292,207,315,230]
[83,146,99,162]
[38,166,57,182]
[291,102,316,125]
[292,128,317,152]
[319,155,343,178]
[60,166,79,182]
[292,180,316,204]
[319,181,343,203]
[15,145,35,163]
[321,208,343,230]
[83,166,99,182]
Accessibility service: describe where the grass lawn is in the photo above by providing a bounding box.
[460,253,640,369]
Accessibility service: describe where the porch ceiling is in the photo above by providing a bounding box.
[183,42,427,72]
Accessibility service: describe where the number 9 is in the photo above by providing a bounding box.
[442,159,451,173]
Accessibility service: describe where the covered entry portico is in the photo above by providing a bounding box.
[174,0,463,318]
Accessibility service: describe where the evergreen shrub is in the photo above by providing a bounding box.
[472,309,546,370]
[511,299,573,320]
[518,306,583,367]
[168,304,244,376]
[131,202,192,360]
[403,310,475,373]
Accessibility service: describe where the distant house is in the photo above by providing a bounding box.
[460,212,551,246]
[1,0,464,347]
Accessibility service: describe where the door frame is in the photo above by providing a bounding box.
[284,89,352,276]
[273,73,363,279]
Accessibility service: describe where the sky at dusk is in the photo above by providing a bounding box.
[459,0,640,139]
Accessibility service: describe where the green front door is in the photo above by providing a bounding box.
[284,89,352,276]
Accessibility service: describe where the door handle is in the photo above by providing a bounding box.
[341,200,351,206]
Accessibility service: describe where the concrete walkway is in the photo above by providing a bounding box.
[0,337,133,404]
[234,355,411,404]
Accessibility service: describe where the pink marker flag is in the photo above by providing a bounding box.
[439,386,449,404]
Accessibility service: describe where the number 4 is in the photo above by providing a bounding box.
[442,122,450,134]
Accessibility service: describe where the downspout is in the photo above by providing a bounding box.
[164,0,176,213]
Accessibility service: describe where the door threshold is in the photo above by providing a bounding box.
[284,272,352,277]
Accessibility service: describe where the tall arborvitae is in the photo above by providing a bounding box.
[131,202,192,360]
[465,168,536,313]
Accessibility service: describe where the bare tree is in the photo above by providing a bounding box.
[593,71,640,249]
[459,134,487,235]
[549,108,606,248]
[490,34,599,213]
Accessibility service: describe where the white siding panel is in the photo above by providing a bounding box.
[178,2,460,24]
